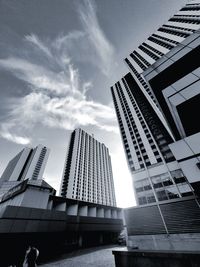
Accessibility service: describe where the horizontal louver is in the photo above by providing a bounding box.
[125,205,166,235]
[161,199,200,234]
[125,198,200,235]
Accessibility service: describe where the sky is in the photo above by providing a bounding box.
[0,0,188,208]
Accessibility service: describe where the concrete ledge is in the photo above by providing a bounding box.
[0,205,123,234]
[112,249,200,267]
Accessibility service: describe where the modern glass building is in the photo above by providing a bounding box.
[143,27,200,198]
[111,0,200,206]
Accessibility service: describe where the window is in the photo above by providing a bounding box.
[147,194,156,203]
[148,36,174,50]
[134,50,151,67]
[151,173,173,189]
[156,190,168,201]
[139,45,159,61]
[130,53,147,71]
[135,179,152,192]
[165,186,179,199]
[138,197,147,205]
[158,27,189,38]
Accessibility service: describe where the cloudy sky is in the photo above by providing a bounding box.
[0,0,187,207]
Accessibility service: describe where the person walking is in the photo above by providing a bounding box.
[23,246,39,267]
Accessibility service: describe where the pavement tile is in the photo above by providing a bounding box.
[40,245,125,267]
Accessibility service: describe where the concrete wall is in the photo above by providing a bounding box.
[97,207,104,218]
[0,205,123,235]
[88,206,96,217]
[0,180,123,222]
[51,198,123,220]
[66,204,78,216]
[124,197,200,251]
[52,201,66,211]
[127,233,200,251]
[0,193,24,209]
[113,249,200,267]
[170,132,200,184]
[78,205,88,216]
[21,188,50,209]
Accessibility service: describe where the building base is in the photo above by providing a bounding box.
[127,233,200,251]
[112,249,200,267]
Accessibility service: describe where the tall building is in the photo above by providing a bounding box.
[125,0,200,116]
[111,74,194,206]
[111,1,200,206]
[60,128,116,206]
[125,0,200,74]
[0,144,50,197]
[143,26,200,197]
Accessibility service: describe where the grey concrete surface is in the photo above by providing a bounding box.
[40,245,125,267]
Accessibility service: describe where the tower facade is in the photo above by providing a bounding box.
[0,145,50,197]
[143,27,200,197]
[125,0,200,128]
[111,74,194,206]
[60,128,116,206]
[111,1,200,206]
[20,144,50,181]
[0,144,49,182]
[125,1,200,74]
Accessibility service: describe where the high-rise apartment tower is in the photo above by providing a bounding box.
[0,144,50,197]
[60,128,116,206]
[111,1,200,205]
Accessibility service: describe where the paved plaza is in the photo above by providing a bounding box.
[40,245,124,267]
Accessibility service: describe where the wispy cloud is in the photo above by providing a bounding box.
[0,30,117,145]
[78,0,114,76]
[0,122,31,145]
[25,34,52,58]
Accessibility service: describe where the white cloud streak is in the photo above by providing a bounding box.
[25,34,52,58]
[0,123,31,145]
[78,0,114,76]
[0,24,117,144]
